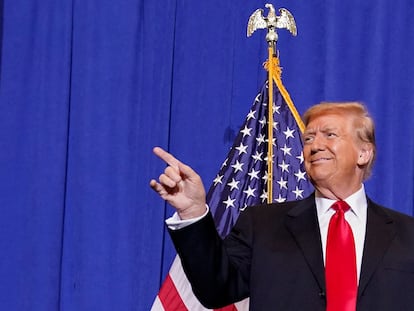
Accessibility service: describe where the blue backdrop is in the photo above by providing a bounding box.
[0,0,413,310]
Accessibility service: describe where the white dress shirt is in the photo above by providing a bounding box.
[315,184,367,282]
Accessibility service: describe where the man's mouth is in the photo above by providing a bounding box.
[310,157,331,164]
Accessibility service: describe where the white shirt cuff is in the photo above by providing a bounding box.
[166,205,210,230]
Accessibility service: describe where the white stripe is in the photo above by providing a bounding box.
[170,256,249,310]
[170,256,211,310]
[235,298,249,309]
[150,296,165,311]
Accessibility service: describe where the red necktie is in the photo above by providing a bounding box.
[325,200,357,311]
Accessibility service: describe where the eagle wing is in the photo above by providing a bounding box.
[247,9,267,37]
[276,8,297,36]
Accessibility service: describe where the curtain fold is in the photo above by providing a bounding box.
[0,0,73,309]
[0,1,413,310]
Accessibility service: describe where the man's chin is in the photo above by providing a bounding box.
[307,171,332,182]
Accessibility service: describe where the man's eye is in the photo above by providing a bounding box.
[327,133,337,138]
[304,136,314,143]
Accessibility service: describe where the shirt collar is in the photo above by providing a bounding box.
[315,184,367,217]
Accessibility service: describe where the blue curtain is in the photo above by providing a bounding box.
[0,0,413,310]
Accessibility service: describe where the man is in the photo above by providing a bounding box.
[150,102,414,311]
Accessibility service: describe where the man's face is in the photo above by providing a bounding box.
[303,113,363,191]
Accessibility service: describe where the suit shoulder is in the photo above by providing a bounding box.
[242,195,314,218]
[369,198,414,224]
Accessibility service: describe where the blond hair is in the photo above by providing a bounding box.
[303,102,376,180]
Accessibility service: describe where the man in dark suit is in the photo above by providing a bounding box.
[150,102,414,311]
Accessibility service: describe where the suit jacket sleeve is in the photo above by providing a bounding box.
[168,211,251,308]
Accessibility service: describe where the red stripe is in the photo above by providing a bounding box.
[158,274,188,311]
[158,270,238,311]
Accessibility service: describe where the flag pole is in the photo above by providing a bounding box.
[247,4,298,203]
[267,46,275,203]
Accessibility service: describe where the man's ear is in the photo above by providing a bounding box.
[357,143,374,166]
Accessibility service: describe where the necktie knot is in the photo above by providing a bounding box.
[331,200,351,213]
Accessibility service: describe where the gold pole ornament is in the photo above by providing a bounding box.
[247,4,297,204]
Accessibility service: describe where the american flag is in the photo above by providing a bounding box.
[152,70,314,310]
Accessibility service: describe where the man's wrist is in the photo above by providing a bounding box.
[166,205,209,230]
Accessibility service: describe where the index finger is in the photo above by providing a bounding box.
[153,146,181,169]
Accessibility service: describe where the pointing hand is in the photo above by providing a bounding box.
[150,147,207,219]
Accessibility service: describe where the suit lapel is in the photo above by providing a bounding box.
[285,195,326,292]
[283,196,397,298]
[357,199,397,297]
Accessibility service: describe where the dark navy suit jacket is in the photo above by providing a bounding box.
[169,194,414,311]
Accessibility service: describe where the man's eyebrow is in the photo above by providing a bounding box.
[320,127,339,132]
[303,128,316,135]
[303,126,339,135]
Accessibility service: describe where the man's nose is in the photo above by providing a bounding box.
[310,134,325,152]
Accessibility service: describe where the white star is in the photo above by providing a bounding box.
[275,194,286,203]
[273,121,279,130]
[278,160,290,173]
[223,196,236,208]
[231,160,244,173]
[239,203,248,212]
[235,142,248,155]
[247,109,256,120]
[262,171,269,184]
[221,158,228,169]
[240,126,252,137]
[213,174,223,186]
[259,116,267,127]
[248,168,260,180]
[274,105,281,114]
[283,127,295,139]
[292,186,304,199]
[294,169,307,182]
[260,190,268,202]
[280,144,292,156]
[243,186,256,198]
[256,133,266,146]
[252,151,263,163]
[296,152,304,164]
[254,93,261,103]
[277,176,288,190]
[227,178,240,191]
